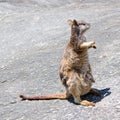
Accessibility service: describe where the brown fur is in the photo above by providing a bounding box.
[20,19,99,106]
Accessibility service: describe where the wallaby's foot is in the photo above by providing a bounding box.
[80,100,95,106]
[89,88,100,96]
[73,96,95,106]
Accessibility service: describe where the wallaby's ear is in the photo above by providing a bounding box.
[67,19,73,25]
[73,19,78,26]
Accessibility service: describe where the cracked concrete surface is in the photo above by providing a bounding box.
[0,0,120,120]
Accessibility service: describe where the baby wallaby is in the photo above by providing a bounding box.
[20,19,99,106]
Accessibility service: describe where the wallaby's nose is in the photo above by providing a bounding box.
[87,23,90,28]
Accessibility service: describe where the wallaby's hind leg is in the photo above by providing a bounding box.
[67,83,95,106]
[89,88,100,96]
[80,88,99,106]
[68,88,95,106]
[67,83,81,104]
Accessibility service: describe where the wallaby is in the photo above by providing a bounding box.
[20,19,99,106]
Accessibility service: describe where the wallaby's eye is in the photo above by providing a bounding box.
[82,23,86,25]
[78,23,86,26]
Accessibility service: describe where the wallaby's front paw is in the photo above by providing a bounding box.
[90,41,96,49]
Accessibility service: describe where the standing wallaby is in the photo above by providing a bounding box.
[20,19,99,106]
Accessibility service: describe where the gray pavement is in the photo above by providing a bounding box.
[0,0,120,120]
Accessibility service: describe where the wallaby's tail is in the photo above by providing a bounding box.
[19,93,67,100]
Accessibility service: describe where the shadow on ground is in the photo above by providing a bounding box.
[68,88,111,104]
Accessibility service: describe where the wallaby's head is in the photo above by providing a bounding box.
[67,19,90,35]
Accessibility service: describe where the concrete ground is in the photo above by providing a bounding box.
[0,0,120,120]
